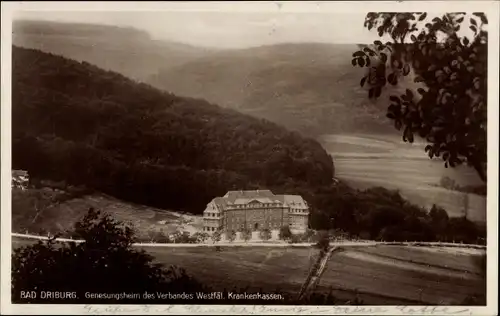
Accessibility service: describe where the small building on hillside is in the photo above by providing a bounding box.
[202,189,309,235]
[12,169,29,190]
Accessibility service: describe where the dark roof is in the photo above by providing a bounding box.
[209,189,308,211]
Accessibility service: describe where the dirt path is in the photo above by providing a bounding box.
[297,246,341,301]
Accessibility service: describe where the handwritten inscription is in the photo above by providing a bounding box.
[83,305,472,315]
[395,306,472,315]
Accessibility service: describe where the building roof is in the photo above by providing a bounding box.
[223,190,274,201]
[12,170,29,177]
[209,189,308,210]
[280,194,308,209]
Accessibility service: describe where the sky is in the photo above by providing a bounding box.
[13,10,379,49]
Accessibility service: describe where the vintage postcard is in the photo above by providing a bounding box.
[1,1,498,315]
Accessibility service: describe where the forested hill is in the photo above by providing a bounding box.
[12,46,334,213]
[13,20,213,82]
[148,43,396,136]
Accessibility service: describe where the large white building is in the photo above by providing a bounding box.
[202,190,309,235]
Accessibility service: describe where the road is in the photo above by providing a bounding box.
[10,233,486,250]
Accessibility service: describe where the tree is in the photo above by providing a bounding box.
[172,231,196,243]
[192,232,209,243]
[303,228,316,242]
[352,12,487,182]
[11,208,206,303]
[227,230,236,243]
[429,204,450,223]
[315,230,330,251]
[241,227,252,242]
[279,225,292,241]
[259,228,271,241]
[440,176,458,190]
[148,230,171,243]
[211,228,222,244]
[289,234,302,244]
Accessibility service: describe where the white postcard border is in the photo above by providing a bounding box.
[1,1,498,315]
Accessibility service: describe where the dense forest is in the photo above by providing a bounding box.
[12,46,334,214]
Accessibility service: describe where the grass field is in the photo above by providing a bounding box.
[143,246,318,297]
[11,238,485,305]
[11,240,318,299]
[319,134,487,223]
[316,245,486,305]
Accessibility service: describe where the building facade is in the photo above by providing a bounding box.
[202,190,309,235]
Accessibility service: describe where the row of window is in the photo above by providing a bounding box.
[228,204,281,209]
[227,217,281,222]
[204,212,220,217]
[203,222,305,232]
[227,223,281,229]
[289,209,307,213]
[203,227,219,232]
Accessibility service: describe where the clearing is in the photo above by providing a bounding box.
[12,188,202,241]
[142,246,319,297]
[315,245,486,305]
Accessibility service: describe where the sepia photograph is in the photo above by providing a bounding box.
[1,1,498,315]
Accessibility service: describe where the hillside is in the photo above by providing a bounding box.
[11,186,201,240]
[12,46,334,214]
[148,43,398,136]
[12,20,214,82]
[12,20,399,137]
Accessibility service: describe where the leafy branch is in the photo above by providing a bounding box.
[352,12,488,182]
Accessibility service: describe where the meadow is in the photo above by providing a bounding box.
[11,236,485,305]
[319,134,487,223]
[316,245,486,305]
[143,246,318,298]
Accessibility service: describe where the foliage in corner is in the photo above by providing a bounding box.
[352,12,487,182]
[12,208,206,303]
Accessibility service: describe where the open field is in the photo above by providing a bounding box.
[10,239,316,298]
[319,134,487,223]
[12,236,485,305]
[143,246,318,296]
[12,189,202,240]
[316,245,486,305]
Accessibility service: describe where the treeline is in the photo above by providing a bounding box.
[12,46,334,213]
[308,185,485,245]
[438,176,487,196]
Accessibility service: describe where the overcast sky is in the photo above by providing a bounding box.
[13,11,379,48]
